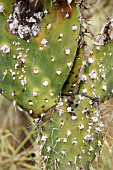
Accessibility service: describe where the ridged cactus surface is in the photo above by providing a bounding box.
[0,0,80,117]
[62,41,84,95]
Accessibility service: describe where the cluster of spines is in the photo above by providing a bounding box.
[36,94,104,169]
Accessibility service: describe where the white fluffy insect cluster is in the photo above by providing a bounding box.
[0,4,4,13]
[7,2,43,39]
[95,19,113,45]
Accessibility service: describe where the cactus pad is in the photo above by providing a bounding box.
[0,0,80,117]
[37,95,104,169]
[79,42,113,101]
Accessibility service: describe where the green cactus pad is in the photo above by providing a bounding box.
[62,42,84,95]
[0,0,80,117]
[79,42,113,102]
[37,95,103,169]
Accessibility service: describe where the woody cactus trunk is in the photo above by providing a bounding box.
[0,0,113,169]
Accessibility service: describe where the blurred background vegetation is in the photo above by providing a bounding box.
[1,0,113,169]
[0,96,42,170]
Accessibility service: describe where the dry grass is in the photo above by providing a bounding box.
[0,96,42,170]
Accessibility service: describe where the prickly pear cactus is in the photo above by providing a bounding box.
[0,0,80,117]
[37,95,104,170]
[36,40,103,169]
[1,0,113,170]
[36,21,113,169]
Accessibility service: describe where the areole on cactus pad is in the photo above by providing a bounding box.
[0,0,80,117]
